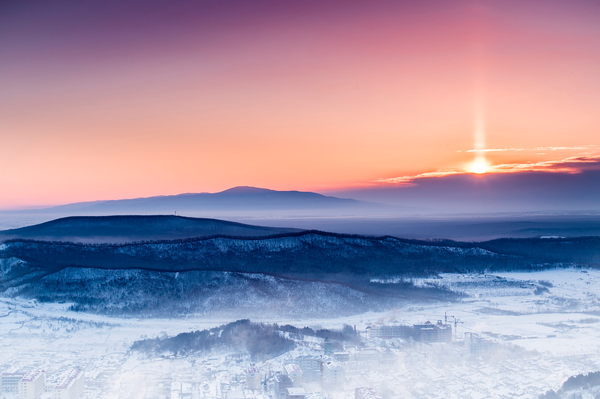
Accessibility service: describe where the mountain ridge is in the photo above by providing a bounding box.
[2,223,599,317]
[38,186,383,213]
[0,215,300,243]
[5,230,598,280]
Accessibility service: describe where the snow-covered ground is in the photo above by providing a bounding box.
[2,268,600,398]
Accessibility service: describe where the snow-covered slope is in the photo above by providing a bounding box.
[5,267,399,317]
[2,232,599,316]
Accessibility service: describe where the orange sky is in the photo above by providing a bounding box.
[1,0,599,209]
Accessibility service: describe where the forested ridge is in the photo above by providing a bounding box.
[2,231,599,316]
[2,232,600,282]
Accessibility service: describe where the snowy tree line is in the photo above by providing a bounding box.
[131,320,363,360]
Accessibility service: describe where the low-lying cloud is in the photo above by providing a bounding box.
[376,155,600,185]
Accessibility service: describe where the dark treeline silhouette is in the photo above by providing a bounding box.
[131,319,295,361]
[539,371,600,398]
[278,323,361,345]
[131,320,364,360]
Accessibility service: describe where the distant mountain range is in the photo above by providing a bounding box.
[35,186,394,215]
[0,215,300,243]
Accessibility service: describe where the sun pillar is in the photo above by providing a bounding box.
[471,92,489,174]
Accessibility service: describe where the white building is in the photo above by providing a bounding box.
[333,352,350,362]
[246,366,262,391]
[464,332,494,356]
[322,361,344,391]
[283,364,303,387]
[53,369,84,399]
[18,370,46,399]
[2,373,25,394]
[354,348,382,362]
[294,356,321,383]
[274,374,293,399]
[367,325,408,339]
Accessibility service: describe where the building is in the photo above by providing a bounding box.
[53,369,84,399]
[322,361,344,391]
[464,332,495,356]
[413,321,452,343]
[285,387,306,399]
[283,364,303,387]
[170,382,193,399]
[366,325,412,339]
[2,373,24,394]
[333,352,349,362]
[354,349,382,362]
[322,339,333,356]
[18,370,46,399]
[355,387,382,399]
[294,356,321,383]
[274,374,293,399]
[246,366,262,391]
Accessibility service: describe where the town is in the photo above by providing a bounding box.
[1,369,84,399]
[4,269,600,399]
[1,319,503,399]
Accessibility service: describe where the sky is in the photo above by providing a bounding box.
[1,0,600,209]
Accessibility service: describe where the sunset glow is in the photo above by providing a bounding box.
[1,0,600,209]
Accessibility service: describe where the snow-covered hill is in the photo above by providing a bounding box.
[2,230,599,316]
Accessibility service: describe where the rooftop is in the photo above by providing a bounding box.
[54,369,83,390]
[323,361,342,370]
[357,348,382,354]
[286,388,306,396]
[295,355,320,360]
[284,364,302,374]
[21,370,45,382]
[356,387,382,399]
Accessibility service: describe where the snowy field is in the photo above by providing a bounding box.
[2,268,600,398]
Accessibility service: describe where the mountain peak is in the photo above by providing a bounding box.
[217,186,274,194]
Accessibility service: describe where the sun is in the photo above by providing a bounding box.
[470,159,489,174]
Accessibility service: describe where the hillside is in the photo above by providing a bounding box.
[3,231,600,289]
[0,231,519,281]
[0,215,300,243]
[2,218,600,317]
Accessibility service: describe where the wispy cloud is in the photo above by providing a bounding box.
[374,170,464,184]
[376,155,600,185]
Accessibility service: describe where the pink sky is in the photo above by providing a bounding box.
[1,0,599,209]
